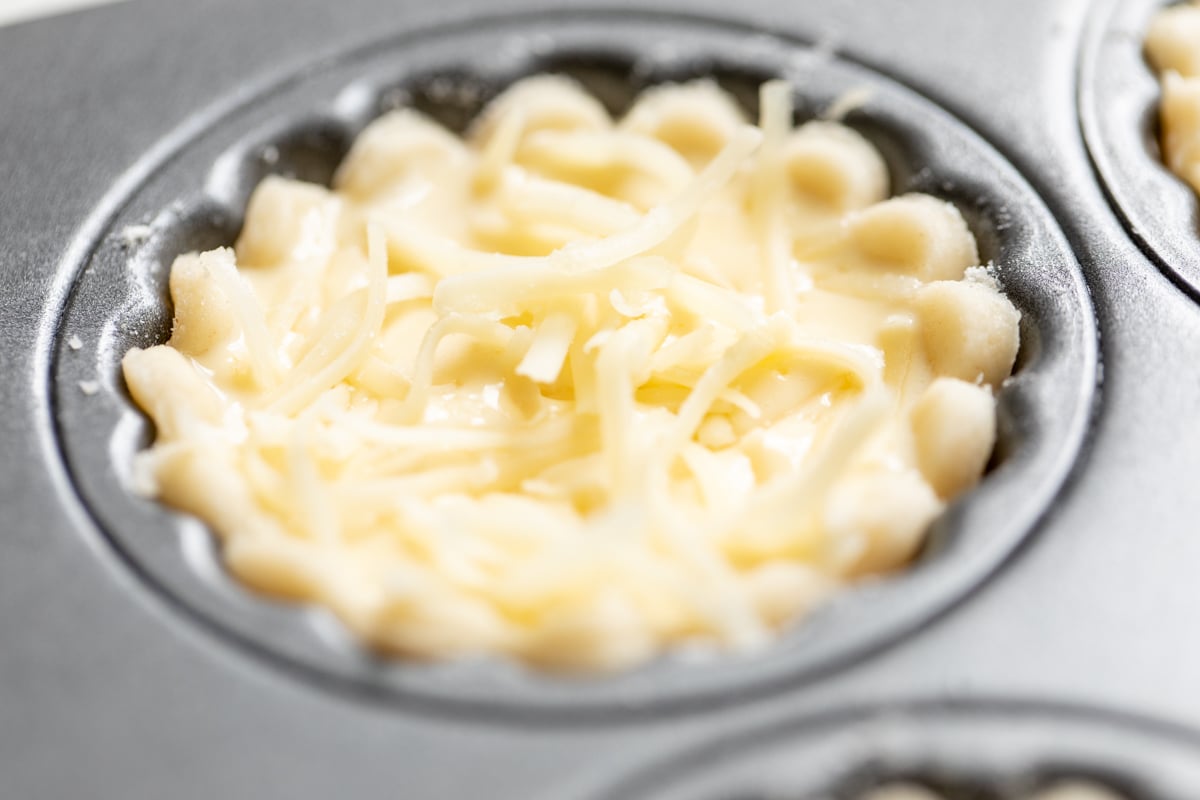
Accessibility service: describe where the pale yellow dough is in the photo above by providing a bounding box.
[859,783,1126,800]
[122,76,1020,671]
[1147,1,1200,192]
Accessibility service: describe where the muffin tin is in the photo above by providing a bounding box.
[2,0,1198,797]
[1081,0,1200,299]
[50,13,1094,720]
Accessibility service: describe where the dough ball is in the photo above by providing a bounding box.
[825,467,943,575]
[122,345,224,439]
[848,194,978,281]
[1146,4,1200,78]
[784,120,889,212]
[237,176,339,266]
[915,278,1020,387]
[166,249,238,356]
[911,377,997,498]
[334,110,467,201]
[472,74,611,147]
[621,80,746,166]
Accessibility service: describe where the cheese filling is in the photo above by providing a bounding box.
[122,76,1020,671]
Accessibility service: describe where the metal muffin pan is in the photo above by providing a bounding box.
[1081,0,1200,300]
[6,0,1200,797]
[51,13,1093,720]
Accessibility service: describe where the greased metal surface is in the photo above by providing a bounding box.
[2,0,1198,798]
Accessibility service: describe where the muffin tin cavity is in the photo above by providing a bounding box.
[51,13,1094,720]
[1081,0,1200,299]
[586,704,1199,799]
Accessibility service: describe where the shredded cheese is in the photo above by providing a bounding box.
[122,75,1020,671]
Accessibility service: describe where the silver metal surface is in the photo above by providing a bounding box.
[2,0,1197,797]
